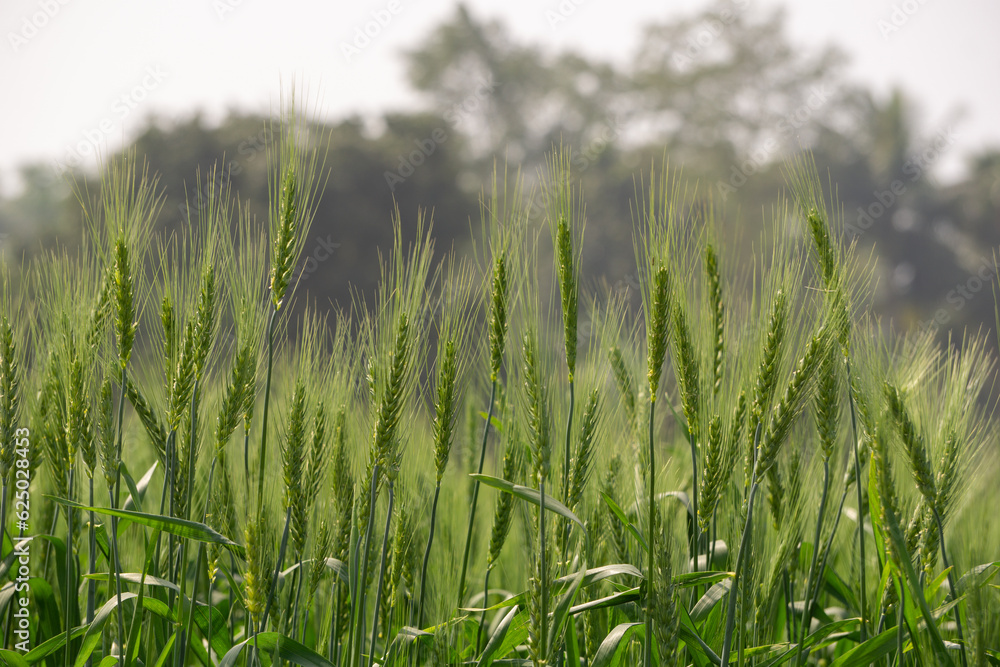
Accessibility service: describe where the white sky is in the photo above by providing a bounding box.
[1,0,998,197]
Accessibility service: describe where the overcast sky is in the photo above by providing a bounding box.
[1,0,998,197]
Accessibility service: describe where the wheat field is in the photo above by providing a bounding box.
[0,105,997,667]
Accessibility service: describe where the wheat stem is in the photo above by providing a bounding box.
[846,361,868,642]
[931,506,968,667]
[85,474,95,645]
[417,484,441,630]
[260,505,291,636]
[174,378,200,667]
[797,457,830,666]
[457,379,497,607]
[476,565,494,654]
[538,477,549,662]
[352,463,380,667]
[63,466,75,667]
[367,480,395,667]
[111,366,128,657]
[688,429,700,572]
[559,380,574,561]
[721,423,762,666]
[644,396,656,667]
[331,577,342,665]
[256,305,278,511]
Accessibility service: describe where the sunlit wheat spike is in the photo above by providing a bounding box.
[168,320,197,430]
[758,328,825,479]
[751,289,788,427]
[40,372,69,500]
[785,156,838,283]
[330,408,353,559]
[651,508,679,660]
[112,236,137,369]
[161,295,175,377]
[432,338,459,483]
[172,412,198,520]
[307,519,332,610]
[126,379,167,463]
[206,539,221,594]
[86,273,112,352]
[646,263,671,399]
[284,378,309,558]
[608,345,637,430]
[765,464,785,529]
[192,263,217,379]
[704,243,724,397]
[522,331,551,484]
[699,413,724,531]
[373,312,411,482]
[806,207,837,288]
[67,352,95,475]
[786,443,804,512]
[567,387,601,513]
[915,503,940,576]
[266,94,330,312]
[934,429,960,519]
[214,341,256,456]
[727,389,747,477]
[883,381,937,505]
[488,430,523,568]
[244,513,276,628]
[489,254,509,383]
[304,401,328,510]
[356,448,378,546]
[671,300,700,442]
[270,163,298,310]
[869,427,901,560]
[0,317,22,478]
[239,340,258,429]
[388,503,413,611]
[97,379,115,491]
[544,148,581,381]
[903,502,924,558]
[555,215,578,378]
[814,339,841,461]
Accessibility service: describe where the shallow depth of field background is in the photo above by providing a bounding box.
[1,0,999,355]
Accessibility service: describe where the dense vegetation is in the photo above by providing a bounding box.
[0,104,998,666]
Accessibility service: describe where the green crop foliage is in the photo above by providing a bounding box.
[1,127,997,667]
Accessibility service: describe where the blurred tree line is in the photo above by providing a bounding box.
[2,1,998,346]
